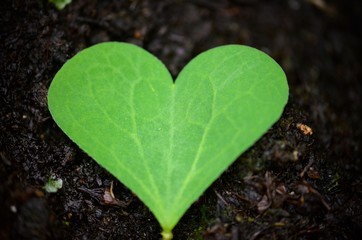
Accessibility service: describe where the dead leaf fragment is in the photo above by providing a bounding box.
[307,0,336,16]
[297,123,313,135]
[78,182,129,208]
[307,167,321,179]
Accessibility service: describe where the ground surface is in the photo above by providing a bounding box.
[1,0,361,239]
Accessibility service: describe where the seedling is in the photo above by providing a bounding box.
[48,42,288,239]
[44,176,63,193]
[49,0,72,10]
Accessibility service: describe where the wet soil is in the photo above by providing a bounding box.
[1,0,361,239]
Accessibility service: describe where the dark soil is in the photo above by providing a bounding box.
[1,0,361,239]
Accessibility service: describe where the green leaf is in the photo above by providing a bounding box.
[48,42,288,237]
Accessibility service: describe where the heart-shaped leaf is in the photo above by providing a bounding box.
[48,42,288,238]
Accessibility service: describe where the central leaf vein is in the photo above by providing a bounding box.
[173,81,217,205]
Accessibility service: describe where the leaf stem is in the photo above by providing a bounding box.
[161,230,173,240]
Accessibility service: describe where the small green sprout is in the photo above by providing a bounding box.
[44,176,63,193]
[49,0,72,10]
[48,42,288,239]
